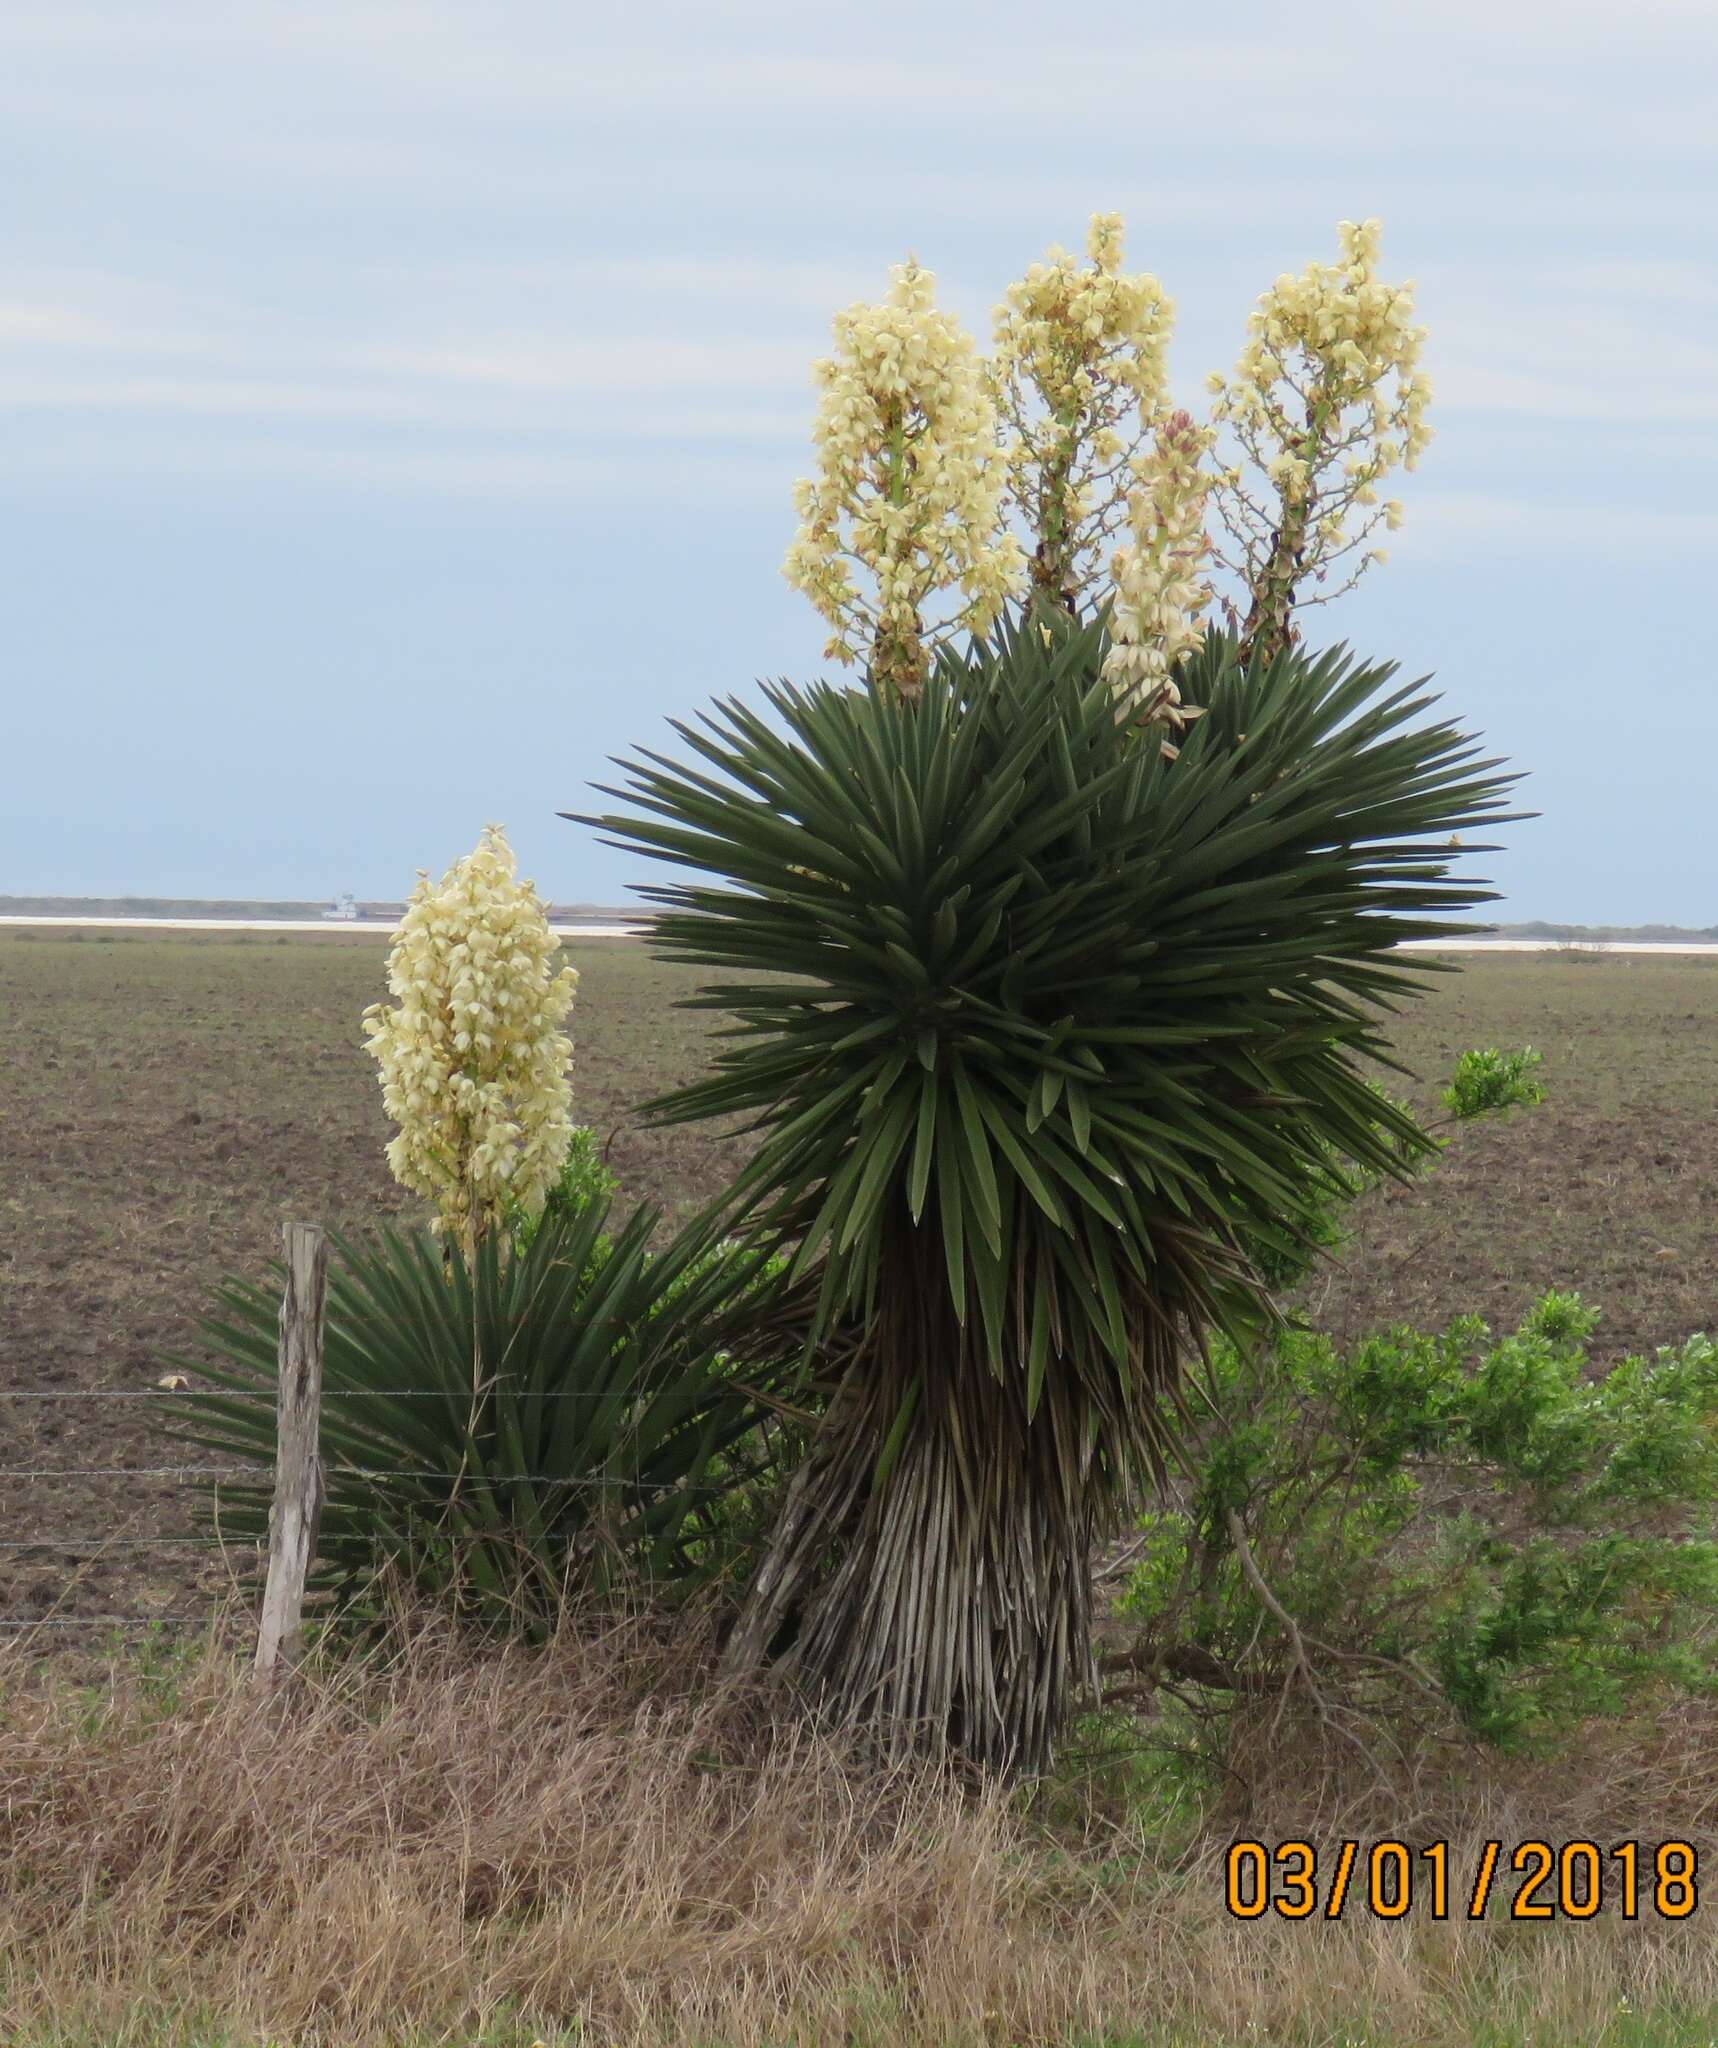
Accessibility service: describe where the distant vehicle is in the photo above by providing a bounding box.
[321,894,360,922]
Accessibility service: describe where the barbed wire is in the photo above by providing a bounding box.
[0,1463,678,1484]
[0,1389,237,1401]
[0,1388,730,1401]
[0,1540,241,1552]
[0,1465,269,1482]
[1,1390,717,1641]
[0,1465,263,1482]
[0,1615,210,1631]
[0,1388,276,1401]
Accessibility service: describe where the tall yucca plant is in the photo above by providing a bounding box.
[580,614,1520,1770]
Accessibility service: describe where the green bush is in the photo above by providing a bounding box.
[1116,1293,1718,1761]
[1442,1043,1545,1119]
[172,1197,806,1631]
[509,1124,620,1254]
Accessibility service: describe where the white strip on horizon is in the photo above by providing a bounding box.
[1396,938,1718,955]
[0,915,646,937]
[2,916,1715,955]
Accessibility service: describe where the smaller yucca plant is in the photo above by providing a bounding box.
[171,1199,804,1629]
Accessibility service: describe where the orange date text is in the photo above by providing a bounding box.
[1224,1839,1698,1922]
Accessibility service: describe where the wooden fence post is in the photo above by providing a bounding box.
[255,1222,328,1682]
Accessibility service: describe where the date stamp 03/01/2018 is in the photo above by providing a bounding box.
[1226,1840,1699,1923]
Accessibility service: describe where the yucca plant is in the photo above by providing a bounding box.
[172,1198,805,1629]
[581,613,1520,1769]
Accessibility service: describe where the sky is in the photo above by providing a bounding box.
[2,0,1714,923]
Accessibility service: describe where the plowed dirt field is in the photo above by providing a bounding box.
[3,930,1713,1643]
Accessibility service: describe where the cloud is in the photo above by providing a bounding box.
[369,335,807,396]
[0,421,796,498]
[4,3,1711,197]
[1435,363,1718,426]
[0,272,817,436]
[1538,259,1718,307]
[390,255,878,314]
[0,292,221,357]
[3,2,1713,495]
[0,303,138,348]
[0,372,433,420]
[1427,283,1718,426]
[1409,493,1718,550]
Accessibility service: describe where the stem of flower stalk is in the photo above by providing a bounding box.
[1030,412,1083,619]
[871,406,927,701]
[887,412,906,507]
[1240,386,1333,666]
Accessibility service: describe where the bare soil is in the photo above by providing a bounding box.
[1,930,1714,1643]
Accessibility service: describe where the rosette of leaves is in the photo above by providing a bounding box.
[580,613,1521,1770]
[171,1198,805,1630]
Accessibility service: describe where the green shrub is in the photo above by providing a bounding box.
[1442,1043,1545,1119]
[509,1123,620,1254]
[1116,1294,1718,1764]
[172,1197,806,1631]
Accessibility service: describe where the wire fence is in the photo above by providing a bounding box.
[0,1465,632,1483]
[0,1369,706,1636]
[3,1219,778,1647]
[1,1226,334,1650]
[0,1386,693,1400]
[0,1394,255,1632]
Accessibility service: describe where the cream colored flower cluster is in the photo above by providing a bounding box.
[362,825,577,1252]
[1103,409,1215,742]
[992,213,1174,613]
[1206,218,1431,656]
[783,215,1431,701]
[782,258,1023,700]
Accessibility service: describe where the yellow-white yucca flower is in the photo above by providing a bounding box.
[363,824,577,1253]
[1207,217,1431,659]
[783,258,1023,700]
[992,212,1174,614]
[1103,407,1215,748]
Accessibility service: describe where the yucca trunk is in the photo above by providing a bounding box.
[722,1212,1104,1772]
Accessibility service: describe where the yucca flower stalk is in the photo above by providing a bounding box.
[1208,218,1432,664]
[363,824,577,1260]
[785,214,1434,723]
[583,615,1520,1770]
[991,212,1174,618]
[782,259,1023,702]
[1103,406,1218,751]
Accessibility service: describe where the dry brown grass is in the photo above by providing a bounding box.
[5,1615,1717,2048]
